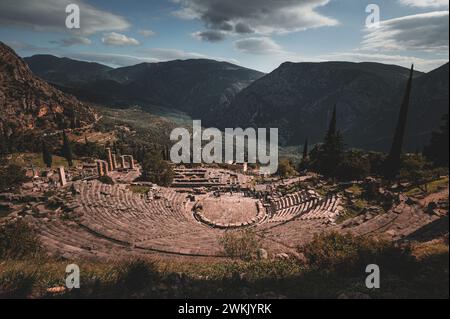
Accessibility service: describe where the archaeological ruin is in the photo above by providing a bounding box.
[0,146,443,261]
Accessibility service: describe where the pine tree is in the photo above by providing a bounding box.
[302,139,309,159]
[61,131,73,167]
[42,140,52,168]
[384,65,414,179]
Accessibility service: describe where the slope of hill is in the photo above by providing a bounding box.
[24,55,112,87]
[218,61,449,151]
[407,63,449,150]
[0,42,97,141]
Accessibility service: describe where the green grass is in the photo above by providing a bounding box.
[128,185,151,194]
[345,185,363,196]
[1,238,447,299]
[405,176,449,197]
[6,153,80,169]
[336,209,361,224]
[336,199,371,224]
[0,230,448,299]
[353,198,369,209]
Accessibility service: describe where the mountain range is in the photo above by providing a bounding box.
[219,61,449,150]
[25,55,264,123]
[19,49,450,152]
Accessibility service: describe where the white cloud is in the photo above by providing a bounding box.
[0,0,130,35]
[67,52,158,68]
[102,32,140,46]
[140,48,207,60]
[234,37,286,55]
[51,36,92,47]
[399,0,449,8]
[362,11,449,52]
[171,0,338,40]
[138,29,156,37]
[139,48,239,64]
[65,48,240,68]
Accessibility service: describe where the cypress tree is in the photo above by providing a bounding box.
[384,65,414,179]
[302,139,309,159]
[312,106,345,178]
[42,141,52,168]
[326,104,337,138]
[61,131,73,167]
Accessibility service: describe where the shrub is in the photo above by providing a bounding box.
[0,164,29,192]
[335,150,371,181]
[114,259,158,292]
[300,232,414,276]
[73,140,106,159]
[98,175,115,185]
[0,270,36,298]
[310,146,371,181]
[367,152,387,176]
[141,151,174,187]
[0,204,12,218]
[0,220,42,260]
[220,230,261,261]
[277,159,297,178]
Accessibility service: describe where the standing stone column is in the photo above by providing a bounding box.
[96,161,104,177]
[101,161,109,175]
[58,166,67,186]
[128,155,135,169]
[112,154,118,170]
[106,148,113,171]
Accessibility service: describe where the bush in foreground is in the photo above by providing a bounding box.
[0,270,36,299]
[114,259,159,292]
[0,220,42,260]
[98,175,115,185]
[299,232,415,277]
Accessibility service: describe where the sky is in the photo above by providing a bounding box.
[0,0,448,73]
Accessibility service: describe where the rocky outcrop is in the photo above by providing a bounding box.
[0,42,97,138]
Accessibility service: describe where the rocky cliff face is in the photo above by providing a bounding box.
[0,42,97,138]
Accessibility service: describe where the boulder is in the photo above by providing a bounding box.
[275,253,289,260]
[257,248,268,260]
